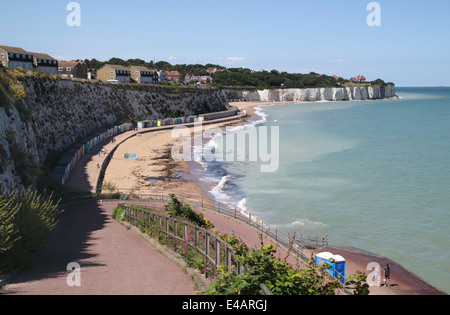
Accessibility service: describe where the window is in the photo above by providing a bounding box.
[66,67,72,71]
[58,67,63,71]
[1,53,4,58]
[110,70,114,74]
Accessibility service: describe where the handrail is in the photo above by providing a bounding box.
[122,204,277,294]
[108,189,328,248]
[121,205,244,279]
[121,203,350,295]
[55,190,348,293]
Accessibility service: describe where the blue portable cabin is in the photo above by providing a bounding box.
[315,252,346,284]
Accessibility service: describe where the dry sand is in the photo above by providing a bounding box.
[101,111,250,204]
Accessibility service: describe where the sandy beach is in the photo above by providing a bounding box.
[100,110,249,205]
[100,101,275,198]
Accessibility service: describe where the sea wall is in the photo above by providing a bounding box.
[0,78,229,193]
[226,85,396,102]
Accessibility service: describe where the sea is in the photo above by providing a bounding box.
[190,87,450,293]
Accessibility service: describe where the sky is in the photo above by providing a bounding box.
[1,0,449,86]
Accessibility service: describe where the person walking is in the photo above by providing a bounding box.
[384,264,391,288]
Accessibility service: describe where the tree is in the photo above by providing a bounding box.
[126,58,146,67]
[107,57,127,66]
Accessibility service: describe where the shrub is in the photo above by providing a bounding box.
[164,194,214,229]
[204,242,370,295]
[0,192,20,255]
[0,188,61,271]
[112,206,124,222]
[102,181,118,193]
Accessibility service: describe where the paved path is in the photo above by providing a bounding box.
[122,200,446,295]
[1,202,196,295]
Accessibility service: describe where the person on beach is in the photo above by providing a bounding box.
[384,264,391,287]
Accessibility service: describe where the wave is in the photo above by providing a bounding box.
[290,218,327,228]
[191,105,272,219]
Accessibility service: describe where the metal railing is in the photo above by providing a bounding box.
[121,203,350,295]
[122,205,243,277]
[55,190,350,294]
[109,189,328,250]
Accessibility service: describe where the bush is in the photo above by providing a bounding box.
[0,188,61,272]
[0,192,20,255]
[204,241,370,295]
[112,206,124,222]
[164,194,214,229]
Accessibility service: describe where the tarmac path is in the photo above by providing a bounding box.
[1,201,196,295]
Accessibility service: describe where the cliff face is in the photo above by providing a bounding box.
[226,85,396,102]
[0,78,228,193]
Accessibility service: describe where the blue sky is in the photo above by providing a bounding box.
[1,0,449,86]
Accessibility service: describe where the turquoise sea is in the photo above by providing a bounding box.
[193,87,450,293]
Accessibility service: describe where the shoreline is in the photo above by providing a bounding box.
[72,101,446,295]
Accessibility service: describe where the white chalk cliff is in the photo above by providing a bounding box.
[227,85,396,102]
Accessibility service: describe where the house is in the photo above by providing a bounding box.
[157,70,167,82]
[185,74,200,82]
[201,76,213,84]
[58,61,88,78]
[30,52,58,74]
[0,45,34,70]
[350,75,366,83]
[166,70,182,82]
[129,66,158,84]
[184,74,213,84]
[97,64,130,83]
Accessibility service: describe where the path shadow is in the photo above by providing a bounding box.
[1,201,107,294]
